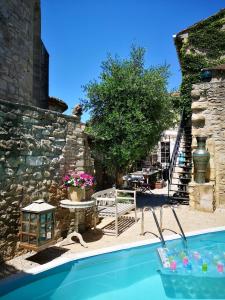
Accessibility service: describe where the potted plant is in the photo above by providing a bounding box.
[63,172,95,202]
[154,170,164,189]
[155,180,164,189]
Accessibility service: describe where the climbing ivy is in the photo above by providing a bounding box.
[175,9,225,117]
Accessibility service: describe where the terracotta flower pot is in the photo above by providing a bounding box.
[155,181,163,189]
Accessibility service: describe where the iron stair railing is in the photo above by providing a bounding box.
[168,110,192,203]
[168,110,185,188]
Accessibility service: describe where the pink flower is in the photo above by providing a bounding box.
[63,171,95,189]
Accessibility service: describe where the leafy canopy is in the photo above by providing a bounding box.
[82,46,174,176]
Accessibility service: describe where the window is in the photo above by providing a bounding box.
[161,142,170,164]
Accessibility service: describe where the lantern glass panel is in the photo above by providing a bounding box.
[30,224,37,234]
[22,223,29,233]
[40,214,46,224]
[39,225,46,243]
[29,236,37,245]
[47,231,52,240]
[30,213,37,223]
[47,212,53,222]
[21,234,29,243]
[46,224,52,240]
[22,212,30,222]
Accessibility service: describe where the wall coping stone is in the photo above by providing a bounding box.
[0,98,79,123]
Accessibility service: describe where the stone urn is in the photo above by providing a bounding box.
[68,187,85,202]
[193,136,210,184]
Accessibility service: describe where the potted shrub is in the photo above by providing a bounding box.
[63,172,94,202]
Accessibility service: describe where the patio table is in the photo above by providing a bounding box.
[59,199,96,248]
[131,170,158,183]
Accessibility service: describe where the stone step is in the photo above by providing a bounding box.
[170,189,189,194]
[169,196,189,204]
[170,182,188,186]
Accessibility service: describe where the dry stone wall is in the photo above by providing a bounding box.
[190,71,225,208]
[0,99,94,261]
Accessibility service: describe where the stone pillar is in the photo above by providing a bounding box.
[188,182,215,212]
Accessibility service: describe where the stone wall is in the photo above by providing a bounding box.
[190,70,225,208]
[174,9,225,117]
[0,0,49,108]
[0,99,94,261]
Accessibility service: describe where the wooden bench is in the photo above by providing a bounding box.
[92,188,137,236]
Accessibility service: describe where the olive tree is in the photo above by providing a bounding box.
[82,46,175,185]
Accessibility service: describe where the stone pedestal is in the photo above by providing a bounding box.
[188,182,215,212]
[77,207,95,233]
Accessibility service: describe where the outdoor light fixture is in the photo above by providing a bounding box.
[20,200,56,251]
[201,69,212,81]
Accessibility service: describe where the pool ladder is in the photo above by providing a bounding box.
[141,205,187,248]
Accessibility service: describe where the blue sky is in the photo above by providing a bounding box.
[41,0,225,121]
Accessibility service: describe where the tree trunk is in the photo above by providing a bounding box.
[116,171,124,187]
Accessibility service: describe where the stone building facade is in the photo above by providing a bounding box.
[0,0,49,108]
[189,67,225,210]
[174,9,225,211]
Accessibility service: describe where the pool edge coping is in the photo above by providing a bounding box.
[16,225,225,275]
[1,225,225,289]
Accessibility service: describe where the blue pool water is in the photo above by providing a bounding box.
[1,230,225,300]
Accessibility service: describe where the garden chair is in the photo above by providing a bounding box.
[92,188,137,237]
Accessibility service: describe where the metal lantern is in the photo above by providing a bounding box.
[20,199,56,251]
[200,69,212,81]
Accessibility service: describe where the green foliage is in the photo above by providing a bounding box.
[176,9,225,117]
[189,27,225,59]
[82,46,174,179]
[189,10,225,59]
[181,53,208,75]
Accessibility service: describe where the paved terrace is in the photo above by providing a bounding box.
[1,187,225,280]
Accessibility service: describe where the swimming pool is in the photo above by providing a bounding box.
[1,228,225,300]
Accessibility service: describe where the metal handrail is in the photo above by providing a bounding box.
[171,206,187,242]
[141,206,166,247]
[160,204,187,247]
[168,110,185,184]
[167,109,186,203]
